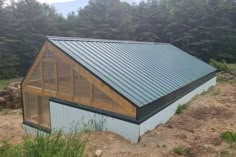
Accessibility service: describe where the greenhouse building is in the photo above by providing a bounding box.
[22,36,216,143]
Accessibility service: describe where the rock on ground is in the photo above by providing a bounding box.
[0,82,22,109]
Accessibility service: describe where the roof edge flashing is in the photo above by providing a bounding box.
[47,36,170,45]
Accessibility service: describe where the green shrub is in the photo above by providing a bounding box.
[0,131,86,157]
[174,145,187,155]
[221,131,236,144]
[176,104,188,114]
[210,59,230,72]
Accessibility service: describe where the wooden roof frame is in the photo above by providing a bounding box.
[22,41,137,118]
[21,38,216,124]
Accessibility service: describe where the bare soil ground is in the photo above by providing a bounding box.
[0,83,236,157]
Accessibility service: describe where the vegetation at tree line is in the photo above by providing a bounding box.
[0,0,236,79]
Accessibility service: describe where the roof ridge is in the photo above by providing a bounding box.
[47,36,169,45]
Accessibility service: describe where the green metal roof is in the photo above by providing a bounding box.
[48,36,216,107]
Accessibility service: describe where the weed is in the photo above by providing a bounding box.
[212,88,221,96]
[228,80,236,84]
[162,144,167,148]
[220,149,231,157]
[201,90,208,96]
[1,110,9,115]
[200,87,220,96]
[176,104,188,114]
[0,130,87,157]
[221,131,236,144]
[174,145,187,155]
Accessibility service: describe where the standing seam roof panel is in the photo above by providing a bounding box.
[81,42,166,97]
[48,37,216,107]
[53,40,146,105]
[90,42,169,96]
[65,41,152,102]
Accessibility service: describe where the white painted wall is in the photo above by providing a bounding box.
[23,77,216,143]
[22,124,48,135]
[139,77,216,136]
[50,102,140,143]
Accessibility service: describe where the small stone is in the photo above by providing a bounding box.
[203,144,208,149]
[9,82,21,88]
[0,97,7,106]
[0,97,6,103]
[3,95,11,101]
[95,150,103,157]
[0,90,7,96]
[8,86,18,92]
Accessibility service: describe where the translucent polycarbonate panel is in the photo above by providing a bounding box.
[24,93,38,122]
[43,50,55,58]
[93,86,117,105]
[58,63,73,94]
[23,93,50,129]
[27,64,41,88]
[74,72,90,98]
[38,96,50,128]
[43,62,56,91]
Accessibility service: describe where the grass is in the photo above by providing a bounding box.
[200,87,221,96]
[173,145,187,155]
[0,80,10,89]
[210,59,236,72]
[0,130,87,157]
[176,104,188,114]
[227,64,236,71]
[220,149,231,157]
[212,88,221,96]
[221,131,236,144]
[0,110,9,116]
[201,90,208,96]
[0,78,22,89]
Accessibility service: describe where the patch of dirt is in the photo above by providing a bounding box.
[190,106,234,120]
[186,145,217,157]
[0,109,24,146]
[0,83,236,157]
[166,114,203,133]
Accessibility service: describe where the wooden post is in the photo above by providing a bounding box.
[89,83,94,105]
[55,63,59,95]
[72,69,75,100]
[40,62,44,91]
[23,93,30,120]
[37,96,43,125]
